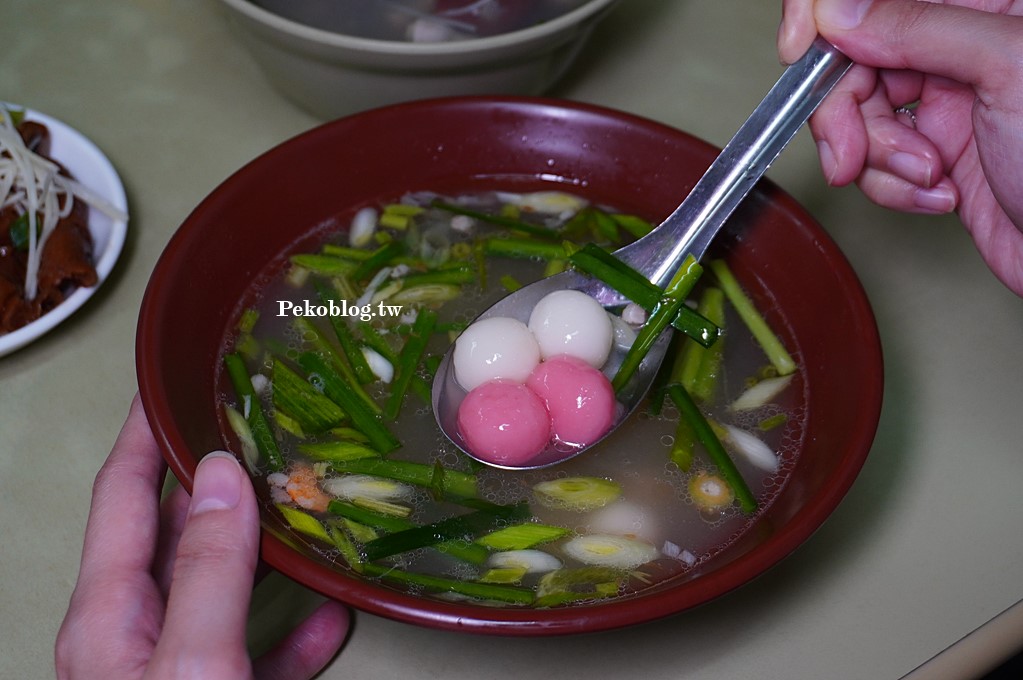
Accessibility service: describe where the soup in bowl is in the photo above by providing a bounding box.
[136,96,882,636]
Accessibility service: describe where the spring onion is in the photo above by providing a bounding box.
[292,317,381,415]
[298,440,379,463]
[432,199,560,240]
[353,240,405,282]
[327,457,477,498]
[730,374,794,411]
[676,287,726,403]
[665,384,757,514]
[223,405,259,473]
[384,308,436,420]
[534,567,624,608]
[276,504,332,543]
[486,549,563,574]
[326,522,365,572]
[561,534,659,570]
[612,255,702,393]
[482,237,568,261]
[709,259,796,375]
[289,254,359,276]
[297,352,400,454]
[271,359,347,433]
[720,424,779,473]
[475,523,571,551]
[224,353,284,472]
[611,213,654,238]
[361,501,530,562]
[533,477,621,512]
[362,563,535,605]
[327,499,489,564]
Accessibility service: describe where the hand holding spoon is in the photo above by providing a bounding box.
[432,37,852,470]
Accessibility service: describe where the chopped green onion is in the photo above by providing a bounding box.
[327,457,477,498]
[676,287,726,403]
[353,240,406,282]
[395,264,475,287]
[224,353,284,471]
[330,498,485,563]
[709,259,796,375]
[314,283,376,385]
[567,243,661,309]
[611,213,654,239]
[384,308,436,420]
[534,567,624,608]
[321,244,373,261]
[665,384,757,514]
[389,283,460,306]
[476,523,570,551]
[292,317,381,415]
[533,477,621,512]
[361,564,534,605]
[298,440,380,463]
[272,359,347,433]
[758,413,788,431]
[276,504,332,542]
[326,522,365,572]
[297,352,400,454]
[499,274,522,292]
[482,237,568,261]
[612,255,703,393]
[432,200,559,240]
[290,254,359,276]
[361,501,530,561]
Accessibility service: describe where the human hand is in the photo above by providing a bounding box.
[55,395,350,679]
[778,0,1023,296]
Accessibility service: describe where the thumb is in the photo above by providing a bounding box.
[814,0,1023,93]
[149,451,260,675]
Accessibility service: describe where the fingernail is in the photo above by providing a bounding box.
[889,152,933,188]
[817,140,839,184]
[818,0,872,30]
[915,186,956,213]
[191,451,243,514]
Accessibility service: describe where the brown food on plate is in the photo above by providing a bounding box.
[0,120,97,334]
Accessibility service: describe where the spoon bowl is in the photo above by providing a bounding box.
[432,37,852,469]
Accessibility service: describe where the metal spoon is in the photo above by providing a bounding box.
[432,37,852,470]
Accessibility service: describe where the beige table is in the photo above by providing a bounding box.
[2,1,1021,677]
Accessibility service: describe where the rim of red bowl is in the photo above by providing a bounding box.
[137,95,883,636]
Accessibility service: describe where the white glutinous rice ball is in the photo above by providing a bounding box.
[528,289,613,368]
[453,316,541,391]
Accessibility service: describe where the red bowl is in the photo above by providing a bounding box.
[137,96,882,636]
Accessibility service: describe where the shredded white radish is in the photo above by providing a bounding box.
[723,424,779,472]
[730,374,794,411]
[0,108,127,301]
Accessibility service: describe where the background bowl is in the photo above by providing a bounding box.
[216,0,619,119]
[137,96,883,636]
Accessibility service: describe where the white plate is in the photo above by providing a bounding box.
[0,105,129,357]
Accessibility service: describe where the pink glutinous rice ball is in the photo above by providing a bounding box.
[526,354,616,450]
[456,378,552,466]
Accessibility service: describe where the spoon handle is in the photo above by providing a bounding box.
[615,37,852,289]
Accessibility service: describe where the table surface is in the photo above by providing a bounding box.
[2,1,1021,678]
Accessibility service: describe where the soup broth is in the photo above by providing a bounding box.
[218,189,805,607]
